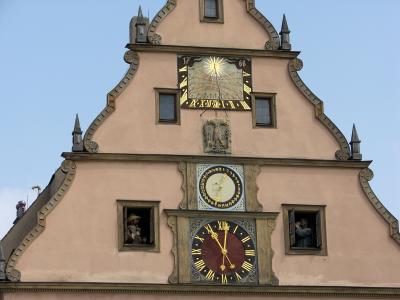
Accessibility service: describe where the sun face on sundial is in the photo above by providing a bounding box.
[204,56,226,78]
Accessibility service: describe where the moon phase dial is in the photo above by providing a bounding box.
[198,166,243,210]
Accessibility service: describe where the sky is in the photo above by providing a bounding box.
[0,0,399,239]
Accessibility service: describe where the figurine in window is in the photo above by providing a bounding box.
[126,214,144,244]
[295,218,313,248]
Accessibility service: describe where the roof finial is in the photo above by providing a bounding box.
[280,14,292,51]
[13,201,26,225]
[0,244,6,281]
[138,5,144,20]
[72,114,84,152]
[134,5,148,43]
[350,124,362,160]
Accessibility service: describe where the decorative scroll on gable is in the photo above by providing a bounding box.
[288,58,351,160]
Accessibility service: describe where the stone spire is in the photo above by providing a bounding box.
[135,6,148,43]
[13,201,26,225]
[0,244,6,281]
[137,6,145,23]
[350,124,362,160]
[72,114,84,152]
[280,14,292,51]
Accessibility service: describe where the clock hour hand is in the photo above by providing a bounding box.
[204,224,235,270]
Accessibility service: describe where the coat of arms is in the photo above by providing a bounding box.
[203,119,231,154]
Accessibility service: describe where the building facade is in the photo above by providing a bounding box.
[1,0,399,299]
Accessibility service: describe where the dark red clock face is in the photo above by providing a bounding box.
[191,220,256,284]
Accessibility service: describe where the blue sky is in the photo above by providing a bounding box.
[0,0,399,238]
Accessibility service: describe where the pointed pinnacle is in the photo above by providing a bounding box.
[351,124,361,143]
[138,5,144,18]
[280,14,290,34]
[73,114,82,134]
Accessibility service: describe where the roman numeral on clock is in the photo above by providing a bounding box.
[205,269,215,280]
[235,272,242,281]
[192,248,202,255]
[241,236,251,243]
[233,225,239,234]
[245,249,256,256]
[242,261,253,272]
[194,235,204,243]
[194,260,206,271]
[221,274,228,284]
[218,221,229,231]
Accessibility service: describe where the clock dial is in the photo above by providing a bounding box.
[191,220,256,285]
[178,55,252,111]
[199,166,243,209]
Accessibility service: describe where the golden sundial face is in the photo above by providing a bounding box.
[178,55,252,111]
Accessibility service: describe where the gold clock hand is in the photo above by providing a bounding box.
[204,225,223,248]
[221,222,235,269]
[205,224,236,270]
[222,253,236,269]
[220,226,229,271]
[204,225,228,254]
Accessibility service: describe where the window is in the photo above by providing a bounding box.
[155,89,180,124]
[200,0,224,23]
[117,200,160,252]
[204,0,218,18]
[252,93,277,128]
[282,204,327,256]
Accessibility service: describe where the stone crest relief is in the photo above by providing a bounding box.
[203,119,231,154]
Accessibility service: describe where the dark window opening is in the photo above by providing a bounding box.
[124,207,154,247]
[204,0,218,18]
[159,93,177,123]
[289,210,322,250]
[255,98,272,126]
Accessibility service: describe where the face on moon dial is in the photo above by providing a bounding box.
[199,166,243,209]
[191,220,256,285]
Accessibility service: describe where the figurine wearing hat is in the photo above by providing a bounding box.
[126,213,143,244]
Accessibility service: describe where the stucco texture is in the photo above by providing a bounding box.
[14,162,400,286]
[260,166,400,287]
[92,52,339,159]
[156,0,270,49]
[16,161,181,283]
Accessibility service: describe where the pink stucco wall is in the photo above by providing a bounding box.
[156,0,270,49]
[14,162,400,286]
[93,52,339,159]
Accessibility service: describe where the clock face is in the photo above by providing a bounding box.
[191,220,257,285]
[178,55,252,111]
[198,165,243,210]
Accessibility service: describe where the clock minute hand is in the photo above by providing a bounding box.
[220,226,229,271]
[221,225,235,270]
[204,225,236,270]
